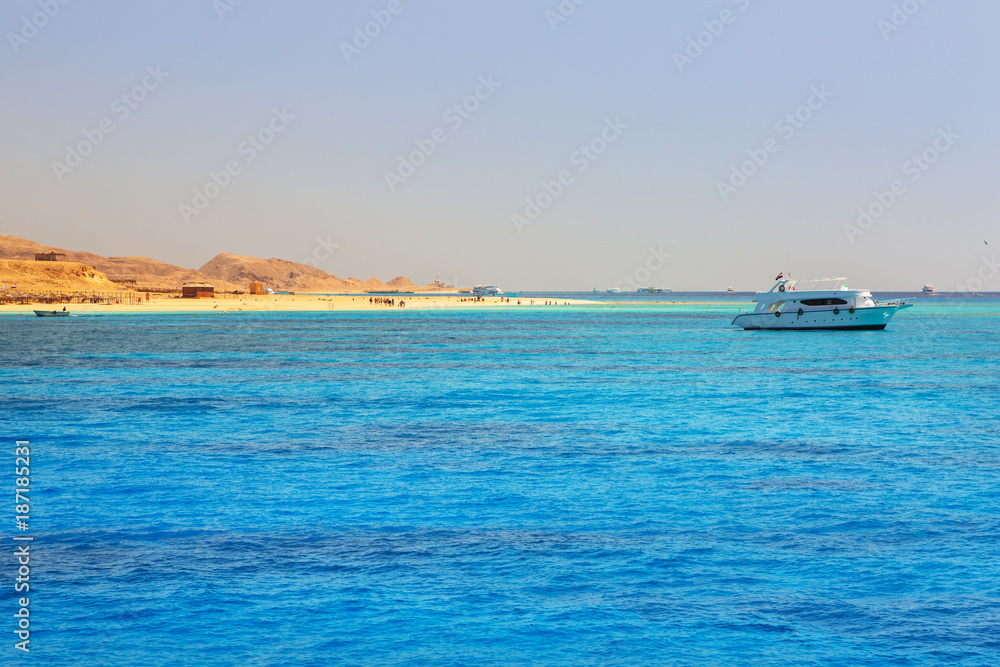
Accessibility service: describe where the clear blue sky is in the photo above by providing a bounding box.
[2,1,997,290]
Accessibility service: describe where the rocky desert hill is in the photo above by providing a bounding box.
[0,259,120,292]
[0,235,449,293]
[198,253,357,292]
[0,234,238,291]
[197,254,437,293]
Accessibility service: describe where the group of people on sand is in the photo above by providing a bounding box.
[369,297,404,308]
[459,297,524,305]
[361,296,573,308]
[451,297,572,306]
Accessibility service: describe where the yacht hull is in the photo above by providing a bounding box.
[732,305,910,331]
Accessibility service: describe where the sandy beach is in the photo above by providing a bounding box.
[0,293,750,315]
[4,293,613,315]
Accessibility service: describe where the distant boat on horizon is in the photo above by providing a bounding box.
[727,286,735,293]
[472,285,504,297]
[922,284,937,295]
[606,287,620,293]
[636,287,671,294]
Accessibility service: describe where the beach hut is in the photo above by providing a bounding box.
[182,282,215,298]
[249,281,264,295]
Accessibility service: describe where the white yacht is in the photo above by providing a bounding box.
[731,277,912,331]
[606,287,621,293]
[636,287,671,293]
[727,286,735,294]
[472,285,504,297]
[922,284,937,295]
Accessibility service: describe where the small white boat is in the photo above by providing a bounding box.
[731,277,912,331]
[34,309,71,317]
[727,286,735,293]
[922,284,937,295]
[472,285,504,297]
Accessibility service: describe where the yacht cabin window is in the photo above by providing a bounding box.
[800,298,848,307]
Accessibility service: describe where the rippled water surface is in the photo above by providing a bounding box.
[3,298,999,665]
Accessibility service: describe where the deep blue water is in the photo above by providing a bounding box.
[2,299,999,666]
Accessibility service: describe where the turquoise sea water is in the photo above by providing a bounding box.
[3,296,999,665]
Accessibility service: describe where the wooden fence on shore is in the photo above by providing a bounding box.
[0,290,145,305]
[0,289,259,305]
